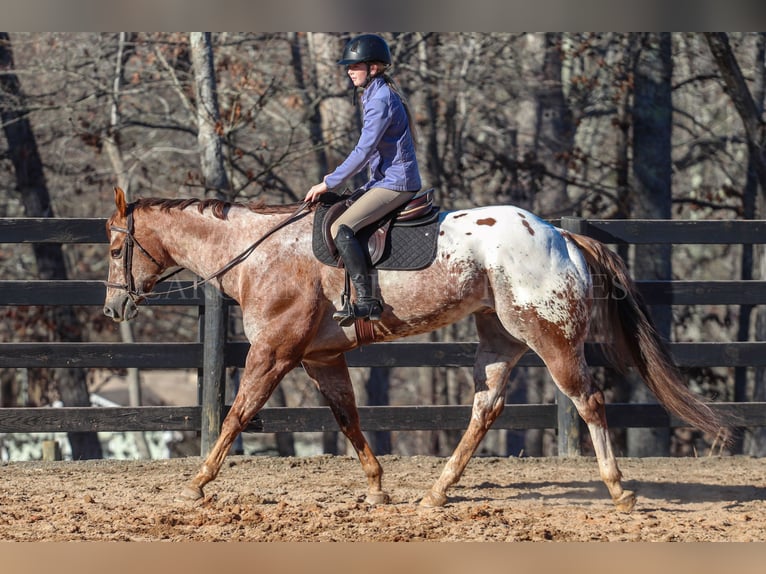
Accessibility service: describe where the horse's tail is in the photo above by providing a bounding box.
[564,231,730,442]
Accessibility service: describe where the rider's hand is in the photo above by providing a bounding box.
[305,181,328,203]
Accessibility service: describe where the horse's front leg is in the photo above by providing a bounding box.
[303,357,389,505]
[180,345,299,501]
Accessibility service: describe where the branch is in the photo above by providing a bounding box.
[153,41,196,122]
[704,32,766,192]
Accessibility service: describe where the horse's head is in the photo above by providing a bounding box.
[103,187,168,322]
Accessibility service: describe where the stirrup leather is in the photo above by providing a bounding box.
[333,270,382,327]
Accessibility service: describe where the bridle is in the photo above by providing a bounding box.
[106,206,181,304]
[106,200,312,303]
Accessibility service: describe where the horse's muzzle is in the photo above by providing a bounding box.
[103,293,138,322]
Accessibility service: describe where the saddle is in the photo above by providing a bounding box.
[312,188,441,271]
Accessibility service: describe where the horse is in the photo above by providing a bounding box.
[102,187,728,512]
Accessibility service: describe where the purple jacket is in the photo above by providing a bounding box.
[324,76,421,193]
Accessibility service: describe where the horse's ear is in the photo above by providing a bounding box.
[114,187,127,217]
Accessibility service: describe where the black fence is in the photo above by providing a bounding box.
[1,216,765,456]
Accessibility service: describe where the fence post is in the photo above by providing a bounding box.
[42,439,62,461]
[200,283,226,456]
[556,216,587,456]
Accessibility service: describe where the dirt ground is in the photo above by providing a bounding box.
[0,454,765,542]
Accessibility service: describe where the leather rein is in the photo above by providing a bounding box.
[106,200,312,303]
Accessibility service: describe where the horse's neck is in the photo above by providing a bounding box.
[152,207,302,279]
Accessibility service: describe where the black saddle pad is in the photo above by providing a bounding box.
[312,196,440,271]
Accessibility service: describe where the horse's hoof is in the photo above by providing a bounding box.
[179,484,204,501]
[613,490,636,513]
[365,491,390,505]
[419,490,447,508]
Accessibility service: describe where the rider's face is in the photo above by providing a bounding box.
[347,62,379,87]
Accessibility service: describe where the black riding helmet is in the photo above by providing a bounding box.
[337,34,392,66]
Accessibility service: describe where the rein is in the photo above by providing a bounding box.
[107,200,312,302]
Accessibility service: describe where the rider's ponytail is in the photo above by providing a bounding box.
[381,73,418,147]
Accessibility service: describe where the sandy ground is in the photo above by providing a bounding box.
[0,454,765,542]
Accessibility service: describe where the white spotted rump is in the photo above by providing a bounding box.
[435,206,592,341]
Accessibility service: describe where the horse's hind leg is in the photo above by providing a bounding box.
[538,342,636,512]
[303,357,389,505]
[420,313,527,508]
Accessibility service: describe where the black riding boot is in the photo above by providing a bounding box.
[333,225,383,327]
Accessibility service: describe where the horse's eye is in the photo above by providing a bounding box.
[111,248,122,259]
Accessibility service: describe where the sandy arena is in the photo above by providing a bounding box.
[1,454,764,542]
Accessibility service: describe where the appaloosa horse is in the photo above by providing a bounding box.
[103,187,727,512]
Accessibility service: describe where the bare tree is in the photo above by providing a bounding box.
[0,32,102,459]
[705,33,766,190]
[626,33,673,456]
[705,32,766,455]
[191,33,230,198]
[101,31,151,459]
[189,32,236,457]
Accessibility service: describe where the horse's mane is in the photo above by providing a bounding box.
[132,197,306,220]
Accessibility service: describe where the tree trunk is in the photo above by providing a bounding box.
[705,33,766,455]
[702,33,766,456]
[534,32,574,217]
[749,197,766,456]
[0,32,102,459]
[601,33,642,456]
[190,32,230,198]
[505,32,579,455]
[704,33,766,191]
[101,31,151,460]
[289,32,327,184]
[732,34,765,454]
[190,32,232,456]
[746,34,766,456]
[306,33,357,177]
[412,33,444,195]
[626,33,673,456]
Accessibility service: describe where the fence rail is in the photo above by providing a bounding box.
[2,402,766,434]
[2,341,766,369]
[1,216,765,457]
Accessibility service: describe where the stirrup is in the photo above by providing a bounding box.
[333,298,383,327]
[354,298,383,322]
[333,299,355,326]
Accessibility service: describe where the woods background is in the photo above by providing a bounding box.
[1,32,765,460]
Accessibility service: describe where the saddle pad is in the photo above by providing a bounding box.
[312,200,440,271]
